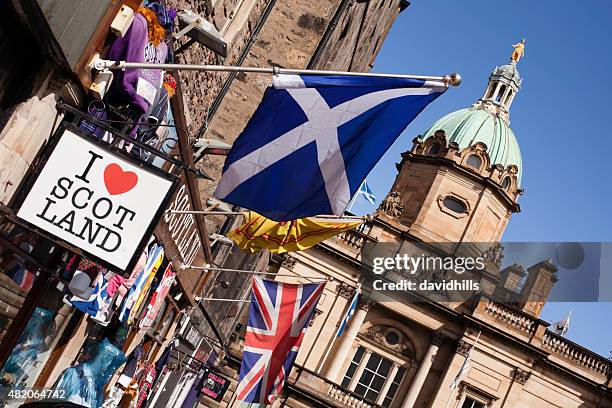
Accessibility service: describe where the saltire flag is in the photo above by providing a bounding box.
[552,311,572,336]
[70,272,111,322]
[337,286,360,337]
[357,179,376,205]
[228,211,363,254]
[215,74,447,221]
[236,277,326,404]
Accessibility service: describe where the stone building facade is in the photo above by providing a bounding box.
[211,57,612,408]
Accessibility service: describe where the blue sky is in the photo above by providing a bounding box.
[351,1,612,356]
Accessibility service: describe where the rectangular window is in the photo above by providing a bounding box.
[461,397,485,408]
[342,346,405,406]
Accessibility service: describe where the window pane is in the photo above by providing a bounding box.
[443,196,467,213]
[461,398,485,408]
[378,359,391,376]
[341,376,351,388]
[354,346,365,362]
[347,362,358,377]
[371,374,385,390]
[395,367,407,382]
[355,384,367,397]
[365,389,379,402]
[366,354,381,370]
[466,154,482,169]
[359,369,374,385]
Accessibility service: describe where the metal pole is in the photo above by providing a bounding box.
[443,331,482,408]
[93,59,462,86]
[201,298,250,303]
[165,210,369,221]
[180,265,332,281]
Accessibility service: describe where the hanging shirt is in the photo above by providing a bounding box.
[107,13,168,115]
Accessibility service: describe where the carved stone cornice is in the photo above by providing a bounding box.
[280,254,297,270]
[357,296,375,311]
[456,339,471,357]
[363,328,384,344]
[431,331,447,347]
[337,282,357,299]
[514,368,531,385]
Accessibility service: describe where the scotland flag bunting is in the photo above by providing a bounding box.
[215,74,447,221]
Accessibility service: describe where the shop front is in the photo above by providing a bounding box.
[0,4,215,407]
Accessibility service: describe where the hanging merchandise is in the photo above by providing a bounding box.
[54,337,127,408]
[101,344,144,408]
[134,362,157,408]
[119,244,164,324]
[105,6,169,139]
[0,307,56,389]
[139,262,175,329]
[116,249,148,306]
[69,270,120,324]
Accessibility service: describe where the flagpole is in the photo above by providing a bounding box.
[165,210,370,221]
[180,265,332,281]
[444,331,481,408]
[346,181,363,213]
[93,58,462,86]
[317,283,361,372]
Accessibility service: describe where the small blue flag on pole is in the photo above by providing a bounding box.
[358,179,376,205]
[215,74,447,221]
[337,287,360,337]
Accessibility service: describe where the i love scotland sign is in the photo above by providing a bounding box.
[17,125,178,272]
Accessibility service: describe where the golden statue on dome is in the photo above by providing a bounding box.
[511,39,525,63]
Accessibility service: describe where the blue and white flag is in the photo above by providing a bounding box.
[358,179,376,205]
[215,74,446,221]
[337,287,360,337]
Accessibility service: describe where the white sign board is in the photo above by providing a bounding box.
[18,127,176,271]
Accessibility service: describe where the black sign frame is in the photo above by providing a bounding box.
[10,121,181,276]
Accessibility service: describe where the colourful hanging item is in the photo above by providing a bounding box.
[139,262,175,330]
[119,245,164,324]
[228,211,363,254]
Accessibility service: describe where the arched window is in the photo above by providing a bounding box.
[501,177,511,190]
[428,143,442,154]
[466,154,482,170]
[505,89,513,105]
[496,85,507,103]
[443,196,467,214]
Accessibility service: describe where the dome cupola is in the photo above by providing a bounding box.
[421,40,526,186]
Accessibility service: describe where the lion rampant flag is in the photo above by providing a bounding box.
[228,212,363,254]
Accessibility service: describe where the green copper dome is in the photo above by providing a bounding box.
[423,107,523,186]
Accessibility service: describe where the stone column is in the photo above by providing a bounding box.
[347,349,373,391]
[376,362,401,405]
[325,296,372,383]
[401,332,445,408]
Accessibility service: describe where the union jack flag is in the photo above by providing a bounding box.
[236,277,326,404]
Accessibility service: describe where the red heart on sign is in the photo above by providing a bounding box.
[104,163,138,195]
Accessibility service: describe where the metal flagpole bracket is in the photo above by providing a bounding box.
[91,57,462,86]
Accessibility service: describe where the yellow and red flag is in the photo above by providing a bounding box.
[228,212,362,254]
